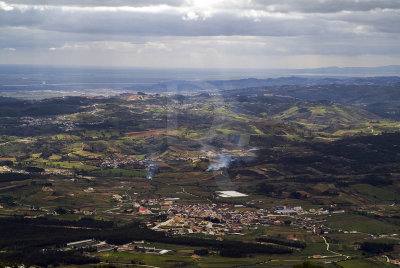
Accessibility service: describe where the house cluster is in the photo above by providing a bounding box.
[50,207,96,216]
[384,255,400,266]
[0,165,11,172]
[117,241,169,255]
[272,205,333,216]
[54,239,113,252]
[120,197,180,215]
[153,203,279,235]
[20,116,55,127]
[47,239,169,255]
[140,197,180,206]
[101,157,147,169]
[19,116,75,131]
[150,203,346,236]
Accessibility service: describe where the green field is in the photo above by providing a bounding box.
[324,213,400,234]
[0,90,399,267]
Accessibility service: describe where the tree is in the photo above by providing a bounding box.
[255,182,276,196]
[0,160,13,167]
[25,166,45,173]
[55,207,67,215]
[194,249,209,256]
[293,261,323,268]
[360,242,394,254]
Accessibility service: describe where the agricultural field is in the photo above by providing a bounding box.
[0,89,399,267]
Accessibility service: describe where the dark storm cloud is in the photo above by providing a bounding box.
[0,8,306,36]
[328,8,400,34]
[5,0,400,12]
[0,0,399,37]
[253,0,400,13]
[0,0,399,68]
[0,4,395,37]
[2,0,185,7]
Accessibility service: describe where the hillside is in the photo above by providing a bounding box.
[0,92,399,267]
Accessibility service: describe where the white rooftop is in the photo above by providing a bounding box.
[216,191,248,197]
[159,249,170,254]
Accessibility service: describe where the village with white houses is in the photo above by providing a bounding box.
[39,190,350,253]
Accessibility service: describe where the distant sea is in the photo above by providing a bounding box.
[0,65,279,88]
[0,64,399,99]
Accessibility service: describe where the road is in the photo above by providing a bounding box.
[318,236,350,260]
[152,218,174,230]
[98,262,160,268]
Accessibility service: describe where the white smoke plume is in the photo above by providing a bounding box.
[146,162,158,179]
[206,154,232,171]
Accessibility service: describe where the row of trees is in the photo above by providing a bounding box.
[0,217,293,266]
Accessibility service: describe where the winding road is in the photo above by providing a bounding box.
[318,236,350,260]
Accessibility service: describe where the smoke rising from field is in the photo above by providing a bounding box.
[206,154,232,171]
[146,162,158,179]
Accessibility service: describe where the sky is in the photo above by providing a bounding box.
[0,0,399,69]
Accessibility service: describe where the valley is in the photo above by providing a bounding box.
[0,82,400,267]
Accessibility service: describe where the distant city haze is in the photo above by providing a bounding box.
[0,64,399,101]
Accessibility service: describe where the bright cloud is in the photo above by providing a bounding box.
[0,0,399,68]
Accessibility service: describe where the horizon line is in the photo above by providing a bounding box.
[1,63,400,71]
